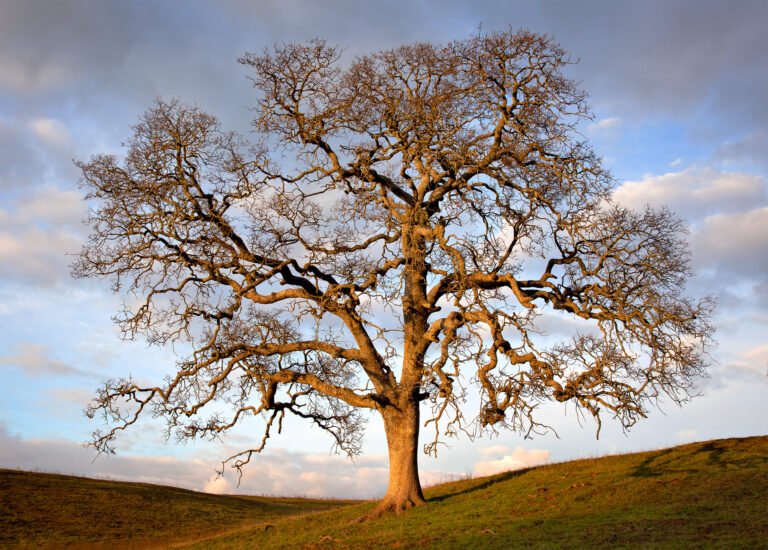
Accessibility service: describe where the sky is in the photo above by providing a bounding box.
[0,0,766,499]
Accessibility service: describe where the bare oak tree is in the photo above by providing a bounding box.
[75,29,714,519]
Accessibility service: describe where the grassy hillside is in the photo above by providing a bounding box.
[188,435,768,549]
[2,436,766,549]
[0,469,356,548]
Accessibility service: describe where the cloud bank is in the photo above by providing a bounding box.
[0,422,461,499]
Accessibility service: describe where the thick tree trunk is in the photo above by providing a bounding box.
[356,399,425,521]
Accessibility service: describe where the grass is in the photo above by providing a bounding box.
[0,469,356,548]
[2,435,766,549]
[185,435,768,549]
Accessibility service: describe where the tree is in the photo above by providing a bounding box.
[75,29,714,519]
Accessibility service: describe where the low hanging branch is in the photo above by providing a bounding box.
[76,28,714,520]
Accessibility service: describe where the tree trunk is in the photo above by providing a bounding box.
[356,399,425,521]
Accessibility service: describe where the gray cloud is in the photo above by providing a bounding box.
[2,1,765,141]
[712,131,768,171]
[527,1,768,135]
[0,114,81,193]
[0,1,258,135]
[0,117,45,190]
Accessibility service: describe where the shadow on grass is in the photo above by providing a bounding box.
[631,448,678,478]
[631,438,767,479]
[427,467,534,503]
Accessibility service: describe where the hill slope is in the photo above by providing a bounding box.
[0,468,356,548]
[187,435,768,549]
[1,436,766,549]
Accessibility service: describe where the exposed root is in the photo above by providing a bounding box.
[351,496,426,523]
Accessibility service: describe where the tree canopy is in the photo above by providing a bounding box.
[75,29,714,518]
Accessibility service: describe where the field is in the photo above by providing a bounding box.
[0,469,356,548]
[1,435,766,549]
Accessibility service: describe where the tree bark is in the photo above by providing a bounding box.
[356,398,425,521]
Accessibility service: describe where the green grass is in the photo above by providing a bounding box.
[2,436,766,549]
[186,436,768,549]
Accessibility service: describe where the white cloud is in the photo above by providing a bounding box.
[478,445,514,459]
[0,225,81,285]
[677,429,698,441]
[29,117,72,147]
[204,474,232,494]
[692,206,768,275]
[474,446,550,477]
[727,344,768,378]
[0,342,93,378]
[0,187,86,285]
[613,167,767,221]
[15,186,85,227]
[587,117,622,133]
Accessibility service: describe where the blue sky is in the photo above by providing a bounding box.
[0,0,766,498]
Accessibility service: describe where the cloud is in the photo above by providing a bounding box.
[478,445,515,460]
[0,0,258,135]
[0,57,71,93]
[14,186,85,227]
[204,474,232,494]
[0,226,81,286]
[0,186,85,286]
[613,167,767,221]
[677,429,698,441]
[29,118,72,147]
[692,206,768,276]
[713,131,768,170]
[608,169,766,312]
[0,342,93,378]
[45,387,96,407]
[587,117,622,133]
[474,446,550,477]
[727,344,768,379]
[0,114,81,197]
[240,451,392,498]
[534,1,768,135]
[3,0,764,140]
[0,2,133,95]
[0,117,45,190]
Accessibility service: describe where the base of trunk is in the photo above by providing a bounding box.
[354,397,425,522]
[352,494,426,523]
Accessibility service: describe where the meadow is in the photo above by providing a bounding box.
[2,435,766,548]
